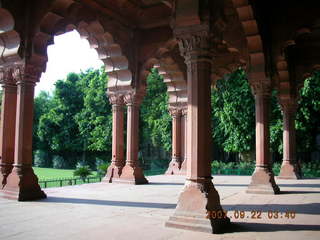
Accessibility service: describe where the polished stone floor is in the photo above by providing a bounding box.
[0,175,319,240]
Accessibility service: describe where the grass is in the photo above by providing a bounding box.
[33,167,97,180]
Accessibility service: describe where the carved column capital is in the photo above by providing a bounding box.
[108,93,124,106]
[279,98,298,115]
[250,81,272,96]
[175,29,213,63]
[0,68,13,84]
[123,91,144,106]
[181,104,188,116]
[169,106,183,118]
[12,64,42,84]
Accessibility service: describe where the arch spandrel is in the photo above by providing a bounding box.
[0,8,21,68]
[32,0,133,91]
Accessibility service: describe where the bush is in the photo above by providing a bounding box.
[95,158,110,177]
[34,150,51,167]
[52,155,67,169]
[73,162,92,181]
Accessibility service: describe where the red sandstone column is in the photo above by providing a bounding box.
[0,68,17,188]
[247,83,280,194]
[116,91,148,184]
[278,99,301,179]
[104,93,125,183]
[165,32,229,233]
[165,106,182,175]
[2,65,46,201]
[179,105,187,174]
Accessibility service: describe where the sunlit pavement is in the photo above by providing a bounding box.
[0,175,319,240]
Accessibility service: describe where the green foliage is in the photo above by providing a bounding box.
[73,162,92,181]
[211,69,255,153]
[75,69,112,152]
[52,155,66,169]
[34,149,51,168]
[140,68,172,152]
[296,71,320,152]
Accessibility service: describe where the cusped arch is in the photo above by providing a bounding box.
[0,8,21,68]
[140,39,187,106]
[231,0,266,80]
[32,0,132,89]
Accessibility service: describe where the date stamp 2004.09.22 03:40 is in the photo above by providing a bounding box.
[206,210,297,220]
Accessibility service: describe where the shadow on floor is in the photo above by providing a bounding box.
[40,197,177,209]
[148,182,184,186]
[227,222,320,233]
[214,183,320,188]
[280,190,320,194]
[223,203,320,215]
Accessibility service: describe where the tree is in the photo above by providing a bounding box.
[75,68,112,156]
[37,72,85,168]
[211,69,255,159]
[140,68,172,167]
[296,71,320,153]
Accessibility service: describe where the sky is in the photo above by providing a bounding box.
[36,30,104,96]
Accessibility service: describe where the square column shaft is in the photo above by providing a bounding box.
[2,65,46,201]
[0,69,17,188]
[166,107,182,175]
[165,32,230,234]
[104,93,125,182]
[278,99,301,179]
[115,91,148,184]
[247,84,280,194]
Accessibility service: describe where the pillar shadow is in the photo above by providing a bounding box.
[148,182,184,186]
[223,203,320,215]
[225,222,320,233]
[39,196,177,209]
[214,183,320,188]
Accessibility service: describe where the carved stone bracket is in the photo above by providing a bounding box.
[278,98,298,115]
[123,91,145,106]
[108,93,124,106]
[12,64,42,84]
[250,80,272,96]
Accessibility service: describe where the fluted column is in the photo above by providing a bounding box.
[179,105,187,174]
[165,106,182,175]
[2,64,46,201]
[165,31,229,233]
[104,93,125,183]
[0,68,17,188]
[116,91,148,184]
[278,99,301,179]
[246,82,280,194]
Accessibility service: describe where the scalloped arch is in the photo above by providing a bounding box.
[140,39,187,106]
[231,0,266,78]
[33,0,132,90]
[0,8,21,68]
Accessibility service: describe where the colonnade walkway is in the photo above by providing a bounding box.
[0,175,319,240]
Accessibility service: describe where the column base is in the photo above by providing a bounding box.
[177,159,187,175]
[113,165,148,185]
[102,164,123,183]
[0,163,13,187]
[278,162,301,179]
[246,166,280,194]
[165,178,230,234]
[165,159,181,175]
[0,165,46,201]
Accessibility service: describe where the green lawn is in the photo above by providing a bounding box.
[33,167,97,180]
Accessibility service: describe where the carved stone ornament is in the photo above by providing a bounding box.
[279,98,298,114]
[108,93,124,105]
[250,81,271,96]
[169,106,182,117]
[0,68,15,85]
[12,64,43,83]
[123,91,144,106]
[177,31,213,59]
